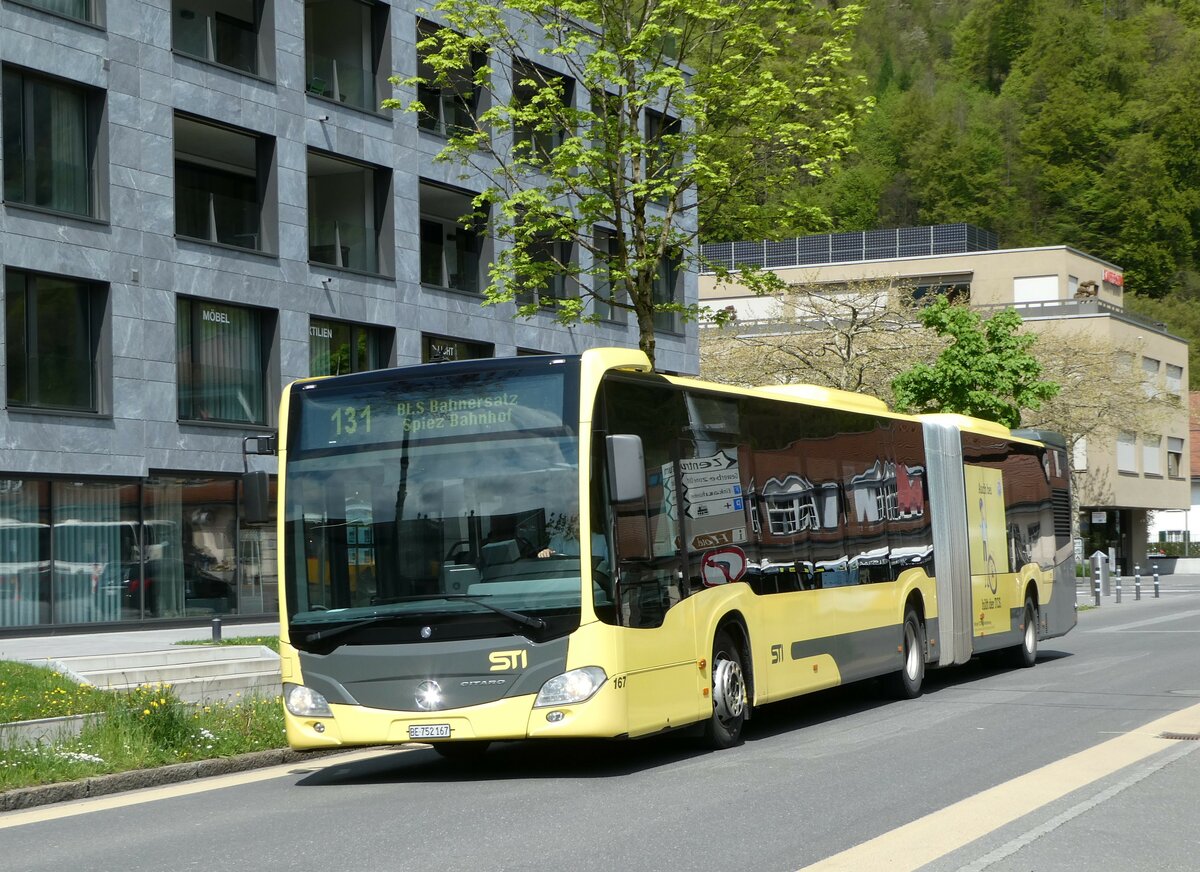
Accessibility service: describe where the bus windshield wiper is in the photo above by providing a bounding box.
[296,595,546,647]
[375,594,547,632]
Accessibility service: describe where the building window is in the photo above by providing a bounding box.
[174,114,274,252]
[512,59,573,160]
[1012,275,1058,303]
[415,20,481,137]
[1141,357,1160,398]
[422,334,492,363]
[644,109,680,201]
[1116,432,1137,473]
[173,0,273,78]
[1143,435,1162,476]
[419,181,484,292]
[1165,364,1183,397]
[304,0,389,113]
[592,228,625,322]
[521,231,575,309]
[309,317,391,376]
[5,269,105,412]
[3,66,101,218]
[13,0,100,24]
[176,297,272,425]
[652,253,682,333]
[307,150,392,274]
[1167,437,1184,478]
[1071,438,1087,472]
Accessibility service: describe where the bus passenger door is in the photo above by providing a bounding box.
[608,438,702,735]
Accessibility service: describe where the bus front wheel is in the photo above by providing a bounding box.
[886,609,925,700]
[703,630,747,749]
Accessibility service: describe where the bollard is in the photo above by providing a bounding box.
[1093,565,1101,606]
[1153,564,1160,599]
[1135,564,1141,601]
[212,616,222,643]
[1115,571,1122,604]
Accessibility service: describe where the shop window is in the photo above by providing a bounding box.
[3,66,103,218]
[174,113,275,253]
[0,479,50,628]
[176,297,274,425]
[5,269,107,413]
[304,0,389,112]
[50,481,138,624]
[309,317,391,376]
[421,334,493,363]
[307,150,392,274]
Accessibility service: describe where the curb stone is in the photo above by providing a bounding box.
[0,747,344,813]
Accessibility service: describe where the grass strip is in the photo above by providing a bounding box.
[1,661,285,793]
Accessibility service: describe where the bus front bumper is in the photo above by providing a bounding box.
[284,682,628,749]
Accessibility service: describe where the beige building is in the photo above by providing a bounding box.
[699,225,1190,572]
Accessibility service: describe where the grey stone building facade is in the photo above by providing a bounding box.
[0,0,697,632]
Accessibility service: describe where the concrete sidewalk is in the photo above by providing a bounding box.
[0,621,278,663]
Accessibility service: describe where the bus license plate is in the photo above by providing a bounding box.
[408,724,451,739]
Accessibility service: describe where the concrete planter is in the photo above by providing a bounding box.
[0,713,104,746]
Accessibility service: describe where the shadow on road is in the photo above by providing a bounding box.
[291,648,1074,787]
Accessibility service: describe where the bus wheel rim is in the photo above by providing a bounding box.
[714,658,745,721]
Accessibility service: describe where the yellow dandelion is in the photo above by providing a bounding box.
[143,708,151,715]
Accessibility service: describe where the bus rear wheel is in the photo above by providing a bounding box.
[1007,598,1038,668]
[886,609,925,700]
[703,630,747,749]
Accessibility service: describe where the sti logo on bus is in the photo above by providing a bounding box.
[489,650,527,671]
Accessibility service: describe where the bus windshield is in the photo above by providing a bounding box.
[283,363,582,641]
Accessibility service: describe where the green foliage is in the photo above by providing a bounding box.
[800,0,1200,342]
[890,298,1060,427]
[1,664,286,792]
[176,636,281,653]
[384,0,869,364]
[0,661,111,722]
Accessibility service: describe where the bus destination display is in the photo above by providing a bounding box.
[297,371,567,450]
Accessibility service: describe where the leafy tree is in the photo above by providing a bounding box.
[385,0,868,365]
[890,297,1059,427]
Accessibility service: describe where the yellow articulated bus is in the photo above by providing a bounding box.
[270,347,1075,757]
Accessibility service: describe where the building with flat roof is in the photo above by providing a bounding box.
[0,0,695,633]
[700,225,1190,571]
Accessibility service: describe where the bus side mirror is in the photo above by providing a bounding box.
[242,470,271,525]
[606,435,646,503]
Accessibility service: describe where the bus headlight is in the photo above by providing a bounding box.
[284,683,333,717]
[534,667,607,707]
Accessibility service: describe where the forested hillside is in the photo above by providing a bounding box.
[738,0,1200,383]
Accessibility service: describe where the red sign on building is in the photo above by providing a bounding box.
[1103,269,1123,287]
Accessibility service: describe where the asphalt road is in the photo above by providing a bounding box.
[4,581,1198,872]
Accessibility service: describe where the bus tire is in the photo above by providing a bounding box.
[1007,597,1038,669]
[703,630,747,749]
[886,609,925,700]
[431,740,491,761]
